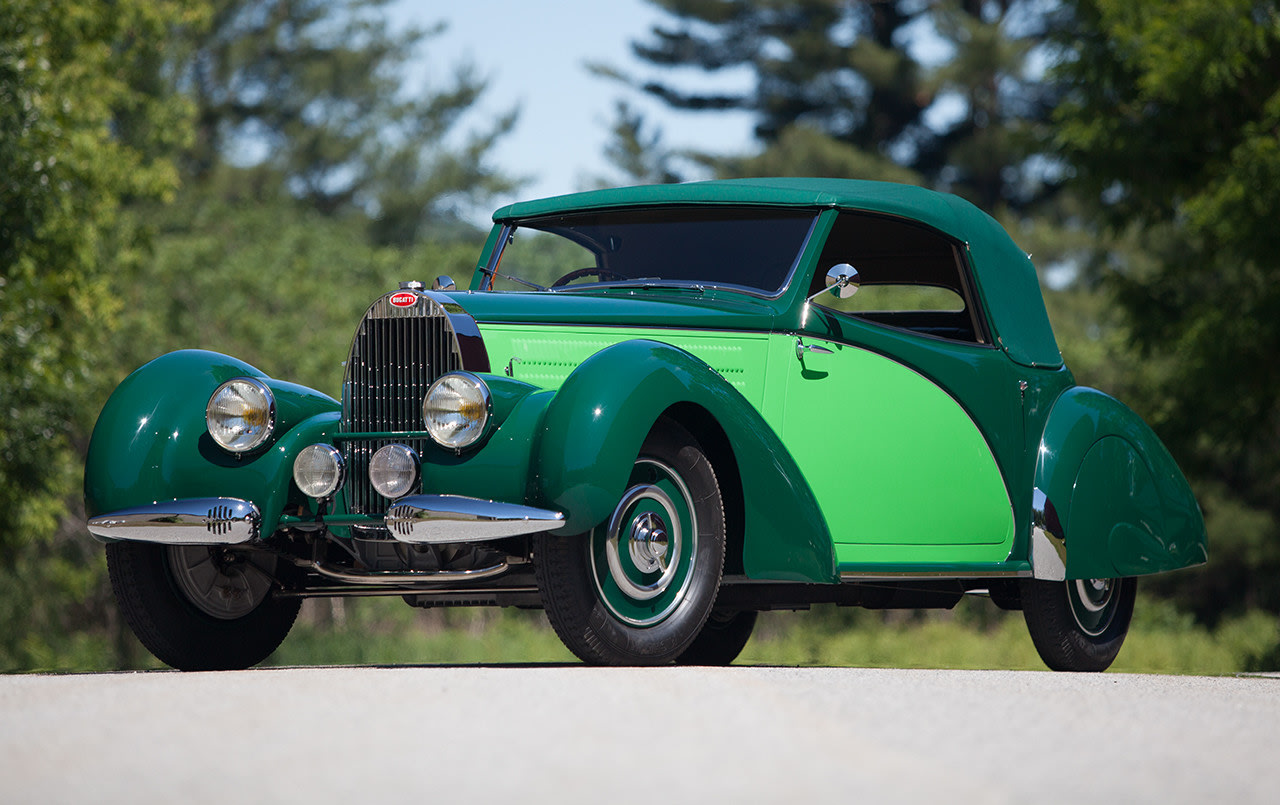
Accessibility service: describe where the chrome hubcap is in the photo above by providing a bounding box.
[167,545,275,620]
[1069,578,1117,637]
[605,482,683,601]
[591,457,699,626]
[628,511,670,573]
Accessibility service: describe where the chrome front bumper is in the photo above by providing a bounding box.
[87,497,261,545]
[88,494,564,547]
[386,494,565,544]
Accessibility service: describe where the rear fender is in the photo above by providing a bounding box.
[1033,387,1207,579]
[84,350,341,538]
[535,339,836,583]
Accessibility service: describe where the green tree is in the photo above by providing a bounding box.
[1053,0,1280,621]
[607,0,1062,211]
[176,0,516,245]
[0,0,205,668]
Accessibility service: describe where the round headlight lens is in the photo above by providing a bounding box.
[423,372,491,450]
[206,378,275,453]
[369,443,419,500]
[293,444,344,499]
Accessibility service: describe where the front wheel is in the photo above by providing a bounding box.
[1020,576,1136,672]
[107,541,301,671]
[535,420,726,665]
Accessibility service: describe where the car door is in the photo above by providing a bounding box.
[775,212,1023,569]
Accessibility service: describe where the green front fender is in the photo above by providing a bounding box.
[535,339,836,583]
[84,349,341,538]
[1034,386,1207,578]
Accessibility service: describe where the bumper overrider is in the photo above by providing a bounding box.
[87,495,564,546]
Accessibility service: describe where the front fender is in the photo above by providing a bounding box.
[1034,387,1207,578]
[535,339,835,583]
[84,349,341,538]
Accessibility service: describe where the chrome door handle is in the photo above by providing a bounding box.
[795,338,835,361]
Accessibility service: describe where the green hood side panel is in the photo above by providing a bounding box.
[84,350,341,538]
[530,338,837,584]
[1034,387,1207,578]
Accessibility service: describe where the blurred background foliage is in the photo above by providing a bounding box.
[3,0,1279,672]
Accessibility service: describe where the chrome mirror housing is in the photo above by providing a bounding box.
[825,263,860,298]
[805,263,860,305]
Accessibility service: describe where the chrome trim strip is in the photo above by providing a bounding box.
[86,498,260,545]
[839,570,1031,581]
[385,494,565,544]
[1030,486,1067,581]
[305,558,510,585]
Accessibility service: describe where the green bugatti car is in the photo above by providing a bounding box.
[85,178,1207,671]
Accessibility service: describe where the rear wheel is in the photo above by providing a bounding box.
[107,541,300,671]
[675,609,757,666]
[1020,576,1136,672]
[536,421,726,665]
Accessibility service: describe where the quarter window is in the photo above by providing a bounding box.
[811,213,988,344]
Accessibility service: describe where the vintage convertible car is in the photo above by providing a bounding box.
[85,178,1207,672]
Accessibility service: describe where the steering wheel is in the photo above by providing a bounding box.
[550,267,628,288]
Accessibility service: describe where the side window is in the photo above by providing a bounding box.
[811,213,988,344]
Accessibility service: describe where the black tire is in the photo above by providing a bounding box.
[1020,576,1136,672]
[535,420,726,665]
[107,541,301,671]
[675,609,757,666]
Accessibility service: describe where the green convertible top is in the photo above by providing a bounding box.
[493,178,1062,369]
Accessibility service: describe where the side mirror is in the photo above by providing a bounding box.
[432,275,456,291]
[805,263,860,305]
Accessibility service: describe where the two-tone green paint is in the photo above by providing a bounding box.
[1034,387,1207,578]
[84,350,341,538]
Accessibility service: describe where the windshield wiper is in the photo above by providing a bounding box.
[478,266,548,291]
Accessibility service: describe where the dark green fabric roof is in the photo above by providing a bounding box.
[493,179,1061,368]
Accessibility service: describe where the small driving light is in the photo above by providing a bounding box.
[293,444,344,499]
[370,444,420,500]
[206,377,275,453]
[423,372,491,450]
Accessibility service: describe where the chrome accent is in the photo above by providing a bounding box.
[1031,486,1067,581]
[341,290,467,515]
[432,275,456,291]
[369,443,420,500]
[795,337,835,361]
[422,371,492,450]
[805,263,860,305]
[87,498,261,545]
[839,570,1032,581]
[292,443,345,500]
[206,377,276,453]
[167,544,276,619]
[302,541,509,585]
[593,458,697,623]
[1069,578,1118,636]
[399,280,425,291]
[505,356,521,377]
[385,494,565,543]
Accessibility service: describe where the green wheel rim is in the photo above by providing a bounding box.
[1068,578,1119,637]
[590,458,698,626]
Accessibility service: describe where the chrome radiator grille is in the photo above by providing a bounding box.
[342,293,463,516]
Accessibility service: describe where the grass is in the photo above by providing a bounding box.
[267,592,1280,675]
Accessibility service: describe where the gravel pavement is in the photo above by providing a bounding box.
[2,666,1277,804]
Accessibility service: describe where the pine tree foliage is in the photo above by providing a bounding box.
[613,0,1063,211]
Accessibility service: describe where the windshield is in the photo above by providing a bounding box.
[483,207,818,295]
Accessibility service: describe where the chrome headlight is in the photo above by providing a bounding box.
[293,444,344,499]
[370,443,420,500]
[423,372,491,450]
[206,377,275,453]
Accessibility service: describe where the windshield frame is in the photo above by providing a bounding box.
[479,206,822,300]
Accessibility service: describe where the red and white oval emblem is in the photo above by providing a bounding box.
[389,292,417,308]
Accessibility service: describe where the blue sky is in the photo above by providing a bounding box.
[393,0,758,208]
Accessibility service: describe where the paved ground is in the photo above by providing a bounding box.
[1,666,1277,804]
